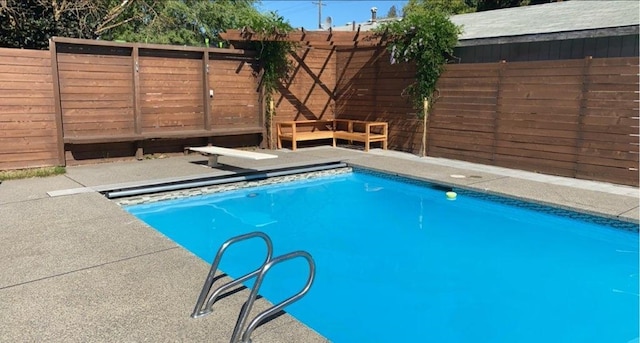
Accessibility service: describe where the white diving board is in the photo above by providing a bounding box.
[188,146,278,167]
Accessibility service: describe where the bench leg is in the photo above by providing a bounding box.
[383,139,388,150]
[277,135,282,149]
[292,140,297,151]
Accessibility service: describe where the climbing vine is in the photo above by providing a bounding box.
[232,12,297,147]
[375,8,460,115]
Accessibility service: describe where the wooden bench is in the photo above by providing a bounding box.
[276,119,388,152]
[333,119,388,152]
[276,120,335,151]
[63,127,264,160]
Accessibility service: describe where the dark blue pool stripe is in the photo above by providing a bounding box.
[352,167,639,232]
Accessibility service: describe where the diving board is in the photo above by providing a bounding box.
[188,146,278,167]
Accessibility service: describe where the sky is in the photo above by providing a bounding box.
[256,1,408,30]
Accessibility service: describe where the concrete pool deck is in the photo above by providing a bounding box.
[0,146,638,342]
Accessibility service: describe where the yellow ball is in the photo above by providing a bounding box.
[446,191,457,200]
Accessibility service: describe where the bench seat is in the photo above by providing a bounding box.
[278,131,335,141]
[64,127,265,160]
[64,134,141,144]
[333,131,387,141]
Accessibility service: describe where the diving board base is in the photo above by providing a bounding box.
[207,154,220,167]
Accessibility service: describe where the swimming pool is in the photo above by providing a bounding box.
[125,170,639,343]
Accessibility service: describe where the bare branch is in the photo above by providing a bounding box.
[95,0,135,34]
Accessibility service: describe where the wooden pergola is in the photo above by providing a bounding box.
[219,27,388,48]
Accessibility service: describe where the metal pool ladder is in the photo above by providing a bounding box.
[191,231,316,343]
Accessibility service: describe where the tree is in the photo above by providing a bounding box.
[0,0,284,49]
[0,0,108,49]
[98,0,264,46]
[376,6,460,156]
[403,0,475,15]
[386,5,398,18]
[376,6,460,111]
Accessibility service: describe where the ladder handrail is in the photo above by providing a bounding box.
[191,231,273,319]
[230,250,316,343]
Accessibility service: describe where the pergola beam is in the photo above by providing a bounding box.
[220,28,387,48]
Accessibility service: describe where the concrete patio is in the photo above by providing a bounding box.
[0,147,637,342]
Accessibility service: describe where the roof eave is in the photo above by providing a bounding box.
[457,25,639,47]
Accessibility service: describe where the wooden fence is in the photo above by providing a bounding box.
[0,48,59,170]
[268,46,337,147]
[335,48,639,186]
[52,38,263,163]
[335,47,422,152]
[1,38,637,186]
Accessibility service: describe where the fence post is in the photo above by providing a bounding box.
[131,45,143,160]
[49,38,65,166]
[202,50,211,131]
[491,60,507,165]
[574,55,593,178]
[132,45,141,135]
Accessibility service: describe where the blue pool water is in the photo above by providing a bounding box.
[126,171,639,343]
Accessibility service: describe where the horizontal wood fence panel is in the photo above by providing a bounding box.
[497,113,579,123]
[57,53,132,66]
[0,98,57,109]
[59,70,131,80]
[57,62,131,73]
[1,41,266,169]
[0,135,58,146]
[58,52,135,137]
[428,146,495,164]
[434,103,499,112]
[142,105,203,115]
[63,121,135,131]
[0,65,52,75]
[2,40,637,187]
[437,96,498,106]
[273,48,336,122]
[503,67,585,77]
[0,151,59,168]
[0,105,55,116]
[500,75,583,85]
[140,73,202,81]
[336,47,639,186]
[0,81,51,92]
[493,155,577,177]
[140,93,203,102]
[0,57,51,67]
[209,58,261,128]
[61,79,133,88]
[586,91,638,101]
[0,89,54,99]
[139,56,204,132]
[575,164,638,186]
[578,151,639,166]
[138,58,203,68]
[0,48,59,169]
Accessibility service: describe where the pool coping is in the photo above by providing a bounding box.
[1,146,638,343]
